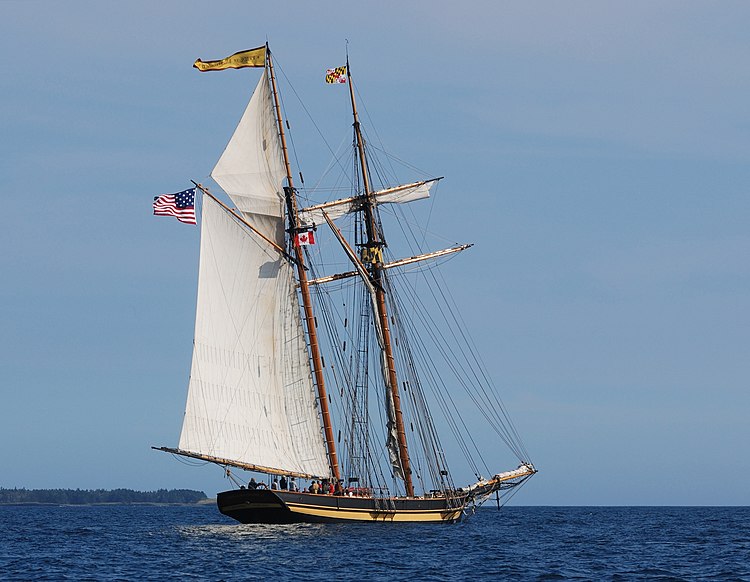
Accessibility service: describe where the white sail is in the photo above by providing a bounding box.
[298,179,437,225]
[211,69,286,232]
[178,187,330,478]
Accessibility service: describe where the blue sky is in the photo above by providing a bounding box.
[1,1,748,505]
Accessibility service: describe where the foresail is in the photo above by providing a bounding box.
[178,195,330,477]
[211,68,286,231]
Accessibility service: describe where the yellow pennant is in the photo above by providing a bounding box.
[193,46,266,72]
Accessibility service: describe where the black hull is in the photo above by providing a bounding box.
[217,489,465,524]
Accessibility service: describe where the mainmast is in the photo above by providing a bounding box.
[346,57,415,497]
[266,46,340,483]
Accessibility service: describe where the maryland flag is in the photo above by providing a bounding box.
[325,66,347,84]
[194,46,267,72]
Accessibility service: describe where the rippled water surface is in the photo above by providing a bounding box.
[1,505,748,580]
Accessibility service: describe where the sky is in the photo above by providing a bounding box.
[1,0,748,506]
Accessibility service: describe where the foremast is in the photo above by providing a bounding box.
[346,57,415,498]
[266,46,340,484]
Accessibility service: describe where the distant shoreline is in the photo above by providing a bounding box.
[0,488,210,505]
[0,501,216,507]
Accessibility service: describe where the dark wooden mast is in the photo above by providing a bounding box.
[266,46,340,484]
[345,57,415,497]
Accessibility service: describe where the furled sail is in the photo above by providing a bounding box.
[178,195,330,477]
[377,313,406,481]
[298,178,439,225]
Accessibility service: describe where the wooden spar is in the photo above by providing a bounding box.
[298,177,442,222]
[307,244,473,287]
[266,46,341,484]
[191,181,298,264]
[346,57,415,497]
[321,211,377,294]
[151,447,323,480]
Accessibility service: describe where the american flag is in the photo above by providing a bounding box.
[153,188,197,225]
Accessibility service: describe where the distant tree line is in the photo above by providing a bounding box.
[0,488,208,504]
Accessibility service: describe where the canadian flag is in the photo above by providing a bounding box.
[295,230,316,246]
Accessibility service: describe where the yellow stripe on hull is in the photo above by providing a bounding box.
[285,502,463,523]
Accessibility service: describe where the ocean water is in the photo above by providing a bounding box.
[1,505,748,580]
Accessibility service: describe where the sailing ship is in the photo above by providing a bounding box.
[154,44,536,523]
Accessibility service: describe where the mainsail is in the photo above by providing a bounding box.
[177,67,330,478]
